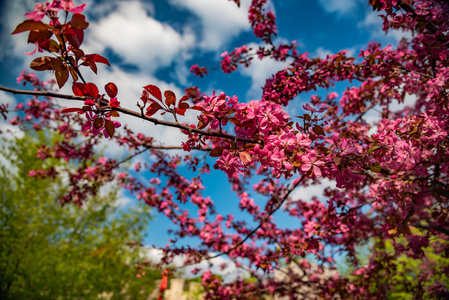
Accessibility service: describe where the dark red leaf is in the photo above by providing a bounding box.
[94,117,104,129]
[89,61,98,74]
[197,118,210,130]
[239,151,252,163]
[209,147,226,157]
[70,14,89,30]
[140,90,149,104]
[27,30,52,44]
[48,39,59,52]
[85,54,110,66]
[312,125,325,136]
[229,117,241,126]
[67,28,85,48]
[104,119,115,137]
[148,102,163,110]
[145,108,159,117]
[55,66,69,88]
[85,82,99,98]
[30,56,56,71]
[108,111,120,117]
[11,20,49,34]
[178,102,189,109]
[105,82,118,98]
[143,85,162,101]
[179,95,189,103]
[80,60,98,74]
[61,107,83,113]
[68,66,79,82]
[175,108,186,116]
[164,90,176,107]
[72,82,86,96]
[72,48,85,61]
[65,29,80,49]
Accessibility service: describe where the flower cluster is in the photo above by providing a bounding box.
[5,0,449,298]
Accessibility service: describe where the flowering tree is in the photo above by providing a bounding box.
[0,0,448,298]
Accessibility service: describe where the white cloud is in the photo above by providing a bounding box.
[84,0,156,20]
[168,0,251,50]
[290,178,335,202]
[317,0,361,17]
[358,10,412,45]
[0,0,39,69]
[313,46,357,60]
[85,1,195,73]
[0,90,16,107]
[113,194,133,208]
[313,47,333,58]
[239,43,289,100]
[144,248,244,281]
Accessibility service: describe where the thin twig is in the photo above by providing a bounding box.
[355,103,376,123]
[206,175,305,260]
[114,145,213,166]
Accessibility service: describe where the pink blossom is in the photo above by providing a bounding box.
[301,151,325,177]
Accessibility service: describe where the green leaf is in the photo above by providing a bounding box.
[369,163,382,173]
[366,145,381,155]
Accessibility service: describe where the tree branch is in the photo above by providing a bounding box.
[355,103,376,123]
[0,85,257,144]
[412,223,449,237]
[0,85,90,100]
[206,175,305,261]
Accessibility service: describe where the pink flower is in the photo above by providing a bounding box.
[214,150,241,177]
[302,103,325,113]
[97,157,108,166]
[59,0,86,13]
[24,3,50,21]
[109,98,120,108]
[190,64,208,77]
[301,151,325,177]
[296,133,312,147]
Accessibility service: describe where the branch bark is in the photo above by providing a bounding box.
[0,85,257,144]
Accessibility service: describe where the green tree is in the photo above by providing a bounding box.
[0,132,160,299]
[340,235,449,299]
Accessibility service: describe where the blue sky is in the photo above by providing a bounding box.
[0,0,408,277]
